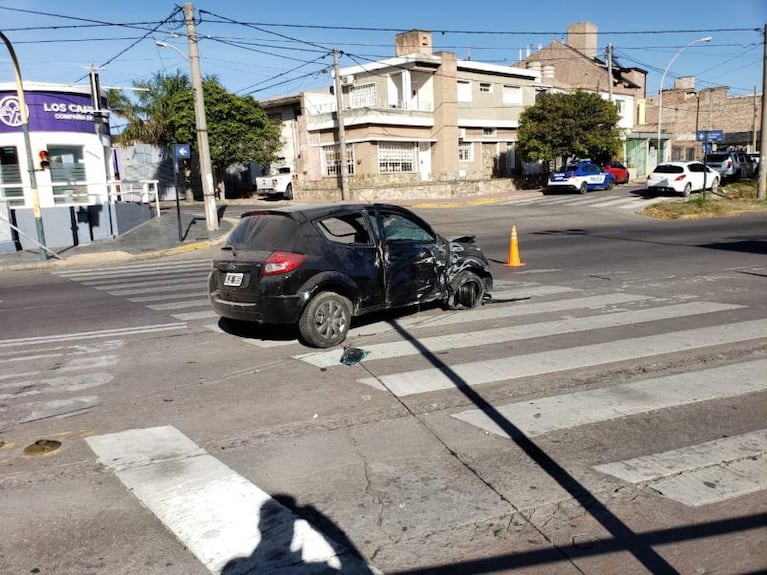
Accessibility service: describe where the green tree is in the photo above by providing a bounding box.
[112,71,282,190]
[517,90,623,166]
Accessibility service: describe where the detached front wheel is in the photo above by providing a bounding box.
[299,291,352,348]
[449,270,485,310]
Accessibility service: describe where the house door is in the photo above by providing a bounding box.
[419,142,431,181]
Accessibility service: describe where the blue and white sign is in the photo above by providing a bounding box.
[174,144,191,158]
[696,130,724,142]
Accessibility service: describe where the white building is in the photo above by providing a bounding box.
[0,82,151,252]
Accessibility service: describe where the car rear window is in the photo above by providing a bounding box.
[705,153,729,162]
[227,214,302,250]
[653,164,684,174]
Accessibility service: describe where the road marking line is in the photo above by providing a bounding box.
[86,275,205,290]
[358,319,767,396]
[147,299,211,311]
[297,301,741,367]
[128,291,208,303]
[0,323,187,348]
[594,428,767,507]
[172,310,219,321]
[54,260,211,278]
[453,359,767,437]
[86,426,376,574]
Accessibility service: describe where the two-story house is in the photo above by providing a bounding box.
[259,30,539,201]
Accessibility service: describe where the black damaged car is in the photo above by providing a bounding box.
[208,203,493,348]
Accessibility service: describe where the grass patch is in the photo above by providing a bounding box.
[642,179,767,219]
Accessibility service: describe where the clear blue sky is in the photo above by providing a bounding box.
[0,0,763,108]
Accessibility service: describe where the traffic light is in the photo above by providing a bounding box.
[38,149,50,170]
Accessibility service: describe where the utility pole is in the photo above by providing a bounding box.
[759,24,767,200]
[89,66,114,237]
[605,43,613,102]
[184,3,218,231]
[0,30,47,260]
[332,49,349,201]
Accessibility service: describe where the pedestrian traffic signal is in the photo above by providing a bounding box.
[38,150,50,170]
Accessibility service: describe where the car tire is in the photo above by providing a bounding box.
[682,183,692,198]
[449,270,485,310]
[298,291,352,348]
[710,178,719,193]
[284,184,293,201]
[605,178,615,190]
[578,182,588,194]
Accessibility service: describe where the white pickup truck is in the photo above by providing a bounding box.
[256,165,294,200]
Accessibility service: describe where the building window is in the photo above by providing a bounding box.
[349,83,376,109]
[378,142,417,173]
[483,127,497,137]
[459,142,473,162]
[0,146,24,207]
[322,144,354,176]
[502,85,523,105]
[49,145,88,204]
[479,82,492,93]
[457,80,472,102]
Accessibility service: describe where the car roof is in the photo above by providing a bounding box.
[239,203,419,223]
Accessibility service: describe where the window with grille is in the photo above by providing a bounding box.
[0,146,24,207]
[349,83,377,108]
[459,142,473,162]
[49,145,89,204]
[483,127,497,136]
[479,82,492,93]
[378,143,417,173]
[322,144,355,176]
[502,85,523,105]
[457,80,472,102]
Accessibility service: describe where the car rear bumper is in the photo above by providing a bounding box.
[209,292,304,324]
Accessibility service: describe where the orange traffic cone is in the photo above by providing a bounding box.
[505,225,526,267]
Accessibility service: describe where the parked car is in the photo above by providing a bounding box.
[704,151,742,181]
[256,164,295,199]
[602,160,630,184]
[646,161,720,197]
[209,203,493,348]
[546,161,615,193]
[747,152,760,171]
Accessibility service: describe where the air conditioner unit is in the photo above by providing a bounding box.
[341,75,355,86]
[458,128,467,140]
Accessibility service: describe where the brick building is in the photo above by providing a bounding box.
[644,76,762,162]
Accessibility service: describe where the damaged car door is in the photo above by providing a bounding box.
[374,207,447,307]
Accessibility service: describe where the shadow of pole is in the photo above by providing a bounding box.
[380,320,679,574]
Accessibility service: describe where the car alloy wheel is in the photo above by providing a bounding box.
[683,183,692,198]
[299,291,352,348]
[579,182,588,194]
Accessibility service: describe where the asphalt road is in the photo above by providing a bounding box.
[1,198,765,575]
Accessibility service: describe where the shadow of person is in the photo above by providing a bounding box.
[221,494,374,575]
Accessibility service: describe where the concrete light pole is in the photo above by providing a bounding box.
[656,36,712,165]
[183,3,218,232]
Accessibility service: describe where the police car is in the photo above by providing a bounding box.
[546,160,616,193]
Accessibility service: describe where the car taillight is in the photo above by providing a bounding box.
[674,174,687,181]
[725,159,732,168]
[263,252,305,276]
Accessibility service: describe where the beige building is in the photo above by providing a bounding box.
[260,30,539,201]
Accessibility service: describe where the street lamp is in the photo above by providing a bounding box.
[656,36,711,164]
[155,40,186,60]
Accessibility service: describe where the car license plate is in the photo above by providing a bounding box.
[223,272,244,287]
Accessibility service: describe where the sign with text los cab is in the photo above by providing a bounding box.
[0,91,108,134]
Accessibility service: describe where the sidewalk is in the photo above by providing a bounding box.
[0,203,235,272]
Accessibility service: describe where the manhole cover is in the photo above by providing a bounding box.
[23,439,62,456]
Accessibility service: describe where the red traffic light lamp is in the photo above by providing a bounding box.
[38,149,50,170]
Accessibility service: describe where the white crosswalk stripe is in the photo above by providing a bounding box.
[499,193,669,211]
[54,260,213,320]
